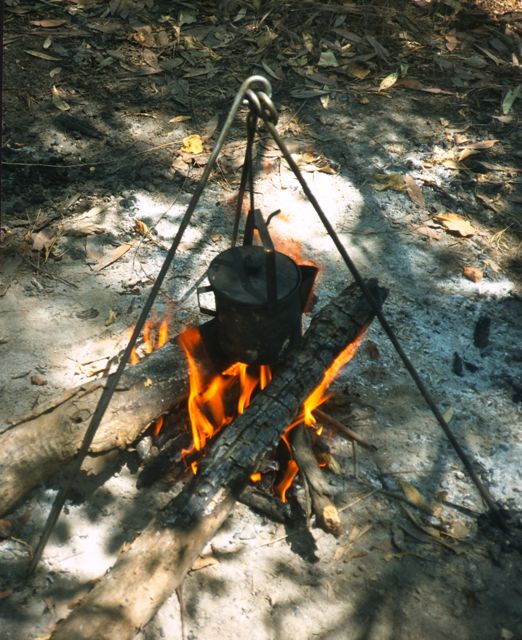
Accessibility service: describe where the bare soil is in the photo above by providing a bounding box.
[1,1,522,639]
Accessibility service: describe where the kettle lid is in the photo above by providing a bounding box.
[208,246,300,306]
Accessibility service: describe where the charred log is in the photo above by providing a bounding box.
[50,279,387,640]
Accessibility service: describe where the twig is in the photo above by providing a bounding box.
[315,409,376,450]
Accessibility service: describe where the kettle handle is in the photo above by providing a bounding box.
[243,209,277,307]
[197,284,217,316]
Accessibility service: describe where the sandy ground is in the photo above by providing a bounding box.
[1,1,522,638]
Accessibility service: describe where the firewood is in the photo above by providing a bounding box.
[291,424,342,536]
[50,279,387,640]
[0,322,220,517]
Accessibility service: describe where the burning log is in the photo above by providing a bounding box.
[50,279,386,640]
[0,323,220,517]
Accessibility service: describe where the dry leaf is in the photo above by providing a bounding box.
[318,50,338,67]
[463,266,483,282]
[31,373,48,386]
[169,115,191,123]
[398,479,433,513]
[462,139,498,151]
[144,377,153,388]
[92,241,135,272]
[133,219,149,236]
[181,134,203,154]
[191,555,219,572]
[378,71,399,91]
[372,172,406,191]
[52,85,70,111]
[404,175,425,208]
[502,85,521,115]
[344,62,371,80]
[433,212,476,237]
[30,19,68,27]
[25,49,61,61]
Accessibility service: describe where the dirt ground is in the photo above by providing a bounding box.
[1,1,522,639]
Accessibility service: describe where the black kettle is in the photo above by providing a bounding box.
[198,209,317,365]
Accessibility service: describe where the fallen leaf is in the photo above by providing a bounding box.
[133,219,149,236]
[105,309,118,326]
[43,36,52,49]
[398,479,433,513]
[404,175,425,208]
[91,241,135,272]
[144,378,153,388]
[191,555,219,572]
[181,134,203,154]
[433,212,476,237]
[25,49,61,61]
[31,373,48,386]
[378,71,399,91]
[52,85,70,111]
[318,50,338,67]
[502,85,521,115]
[463,266,483,282]
[372,172,406,191]
[342,62,370,80]
[30,19,68,27]
[169,114,191,123]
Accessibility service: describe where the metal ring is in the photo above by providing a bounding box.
[242,75,272,98]
[257,91,278,125]
[244,88,263,116]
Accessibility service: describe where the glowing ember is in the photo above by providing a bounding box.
[250,471,262,483]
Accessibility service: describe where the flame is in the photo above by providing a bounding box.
[302,328,367,427]
[128,312,170,364]
[260,365,272,390]
[276,459,299,503]
[179,327,272,460]
[153,415,164,438]
[250,471,262,483]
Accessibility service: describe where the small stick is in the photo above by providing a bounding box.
[315,409,376,450]
[352,440,358,478]
[291,425,342,536]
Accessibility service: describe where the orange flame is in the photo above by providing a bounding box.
[128,313,170,364]
[302,328,367,427]
[250,471,262,483]
[179,327,272,461]
[260,365,272,390]
[277,459,299,503]
[153,415,164,438]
